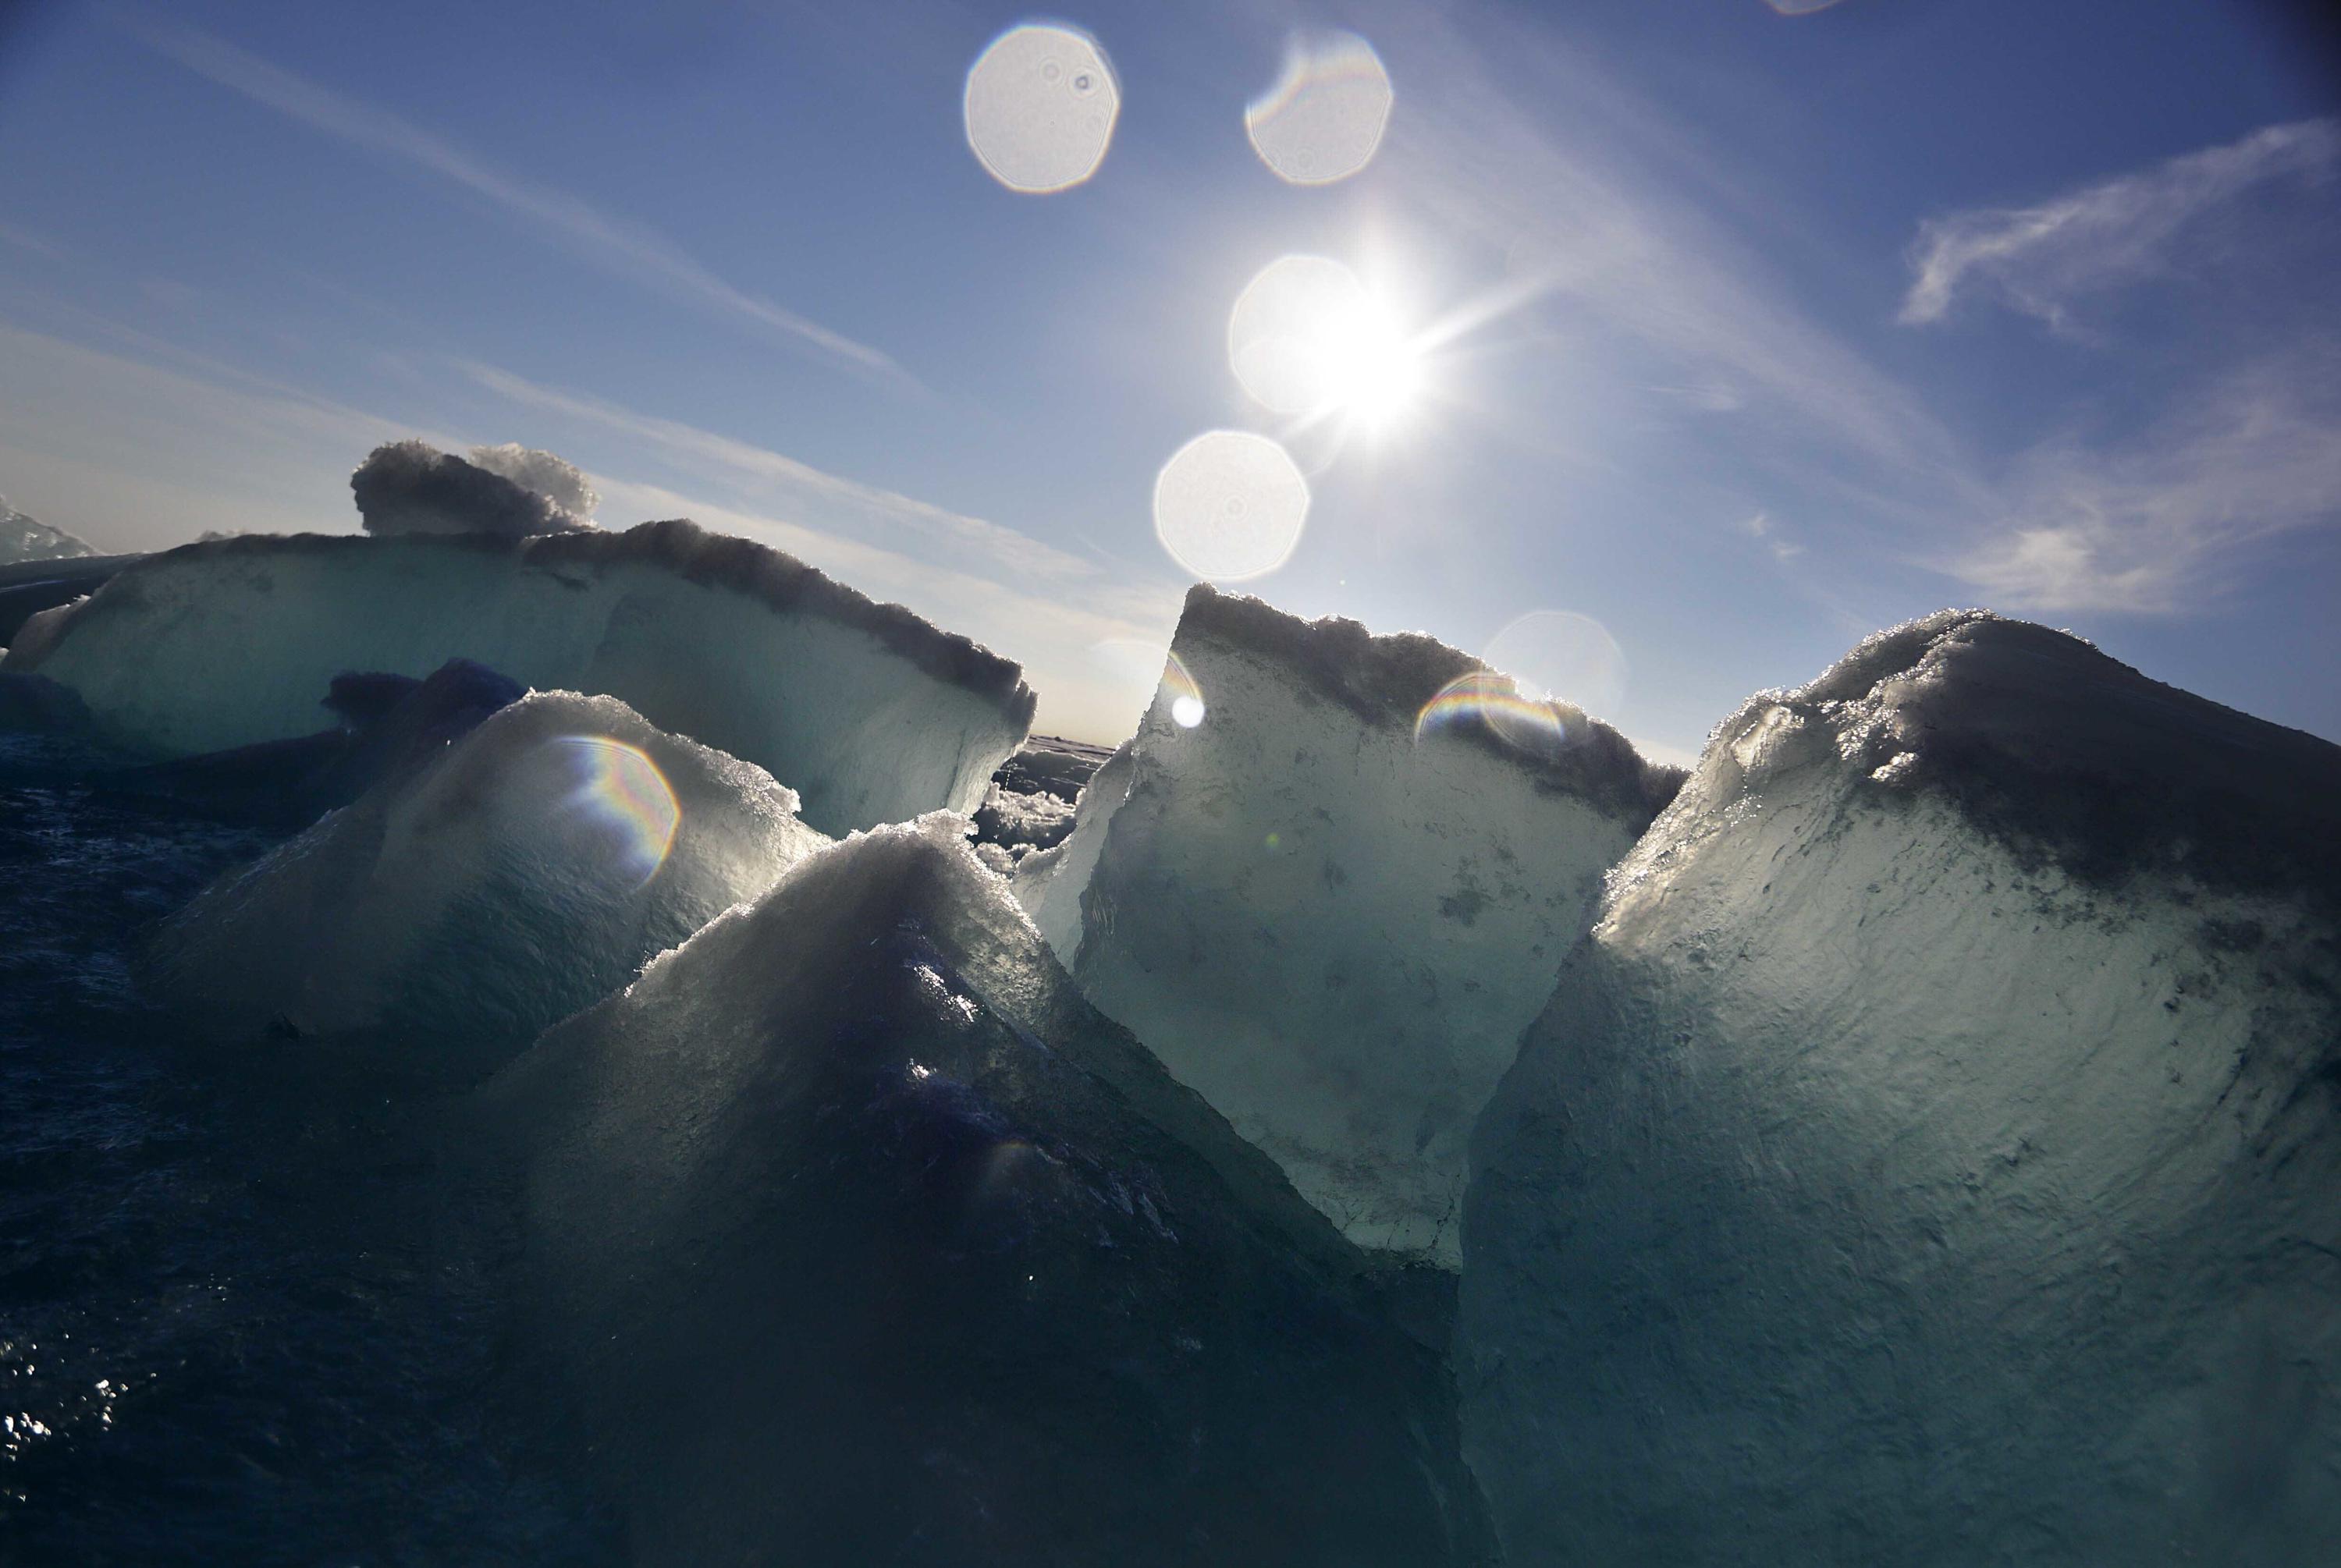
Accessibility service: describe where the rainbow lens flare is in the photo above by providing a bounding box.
[1163,652,1206,729]
[1245,32,1394,186]
[545,736,680,889]
[1414,672,1568,760]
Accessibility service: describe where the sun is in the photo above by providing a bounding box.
[1320,287,1423,427]
[1228,254,1426,433]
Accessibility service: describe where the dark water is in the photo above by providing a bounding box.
[0,740,610,1564]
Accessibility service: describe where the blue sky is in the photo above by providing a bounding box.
[1,0,2335,754]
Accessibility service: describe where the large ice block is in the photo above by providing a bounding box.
[1461,609,2341,1565]
[1,520,1036,832]
[1018,585,1678,1265]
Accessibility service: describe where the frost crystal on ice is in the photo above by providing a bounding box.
[1461,608,2341,1565]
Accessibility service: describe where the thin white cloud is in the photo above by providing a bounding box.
[1380,9,1986,505]
[0,222,66,260]
[0,317,459,548]
[0,311,1173,737]
[126,16,916,389]
[1899,119,2341,329]
[1741,511,1804,562]
[1945,346,2341,613]
[462,361,1140,596]
[1377,11,2337,628]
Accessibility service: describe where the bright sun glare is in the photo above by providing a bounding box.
[1228,254,1426,432]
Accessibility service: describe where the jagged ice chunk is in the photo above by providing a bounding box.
[1460,610,2341,1565]
[481,815,1497,1566]
[1018,585,1678,1265]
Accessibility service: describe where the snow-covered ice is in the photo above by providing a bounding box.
[968,735,1109,860]
[1460,609,2341,1564]
[147,690,827,1068]
[1017,585,1679,1265]
[971,781,1075,855]
[350,439,594,538]
[461,442,599,520]
[0,496,98,566]
[1,520,1036,833]
[481,814,1497,1566]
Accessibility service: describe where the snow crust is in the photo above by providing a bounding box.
[1461,610,2341,1564]
[350,439,592,538]
[968,782,1070,851]
[482,814,1497,1565]
[1018,585,1680,1266]
[1,520,1036,833]
[147,690,826,1068]
[968,736,1108,860]
[462,442,599,520]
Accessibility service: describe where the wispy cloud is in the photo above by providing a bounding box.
[1740,510,1804,562]
[1380,9,1984,504]
[1946,346,2341,612]
[1899,119,2340,329]
[0,310,1174,737]
[0,222,66,260]
[1378,15,2339,631]
[125,17,917,389]
[0,316,456,548]
[464,360,1174,619]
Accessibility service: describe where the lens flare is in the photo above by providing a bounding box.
[1245,32,1394,185]
[1414,672,1568,760]
[546,736,680,889]
[1228,254,1423,427]
[963,24,1120,193]
[1485,611,1626,722]
[1153,430,1309,582]
[1162,651,1206,728]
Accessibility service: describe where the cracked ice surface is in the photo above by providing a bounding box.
[1462,609,2341,1565]
[1019,584,1678,1266]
